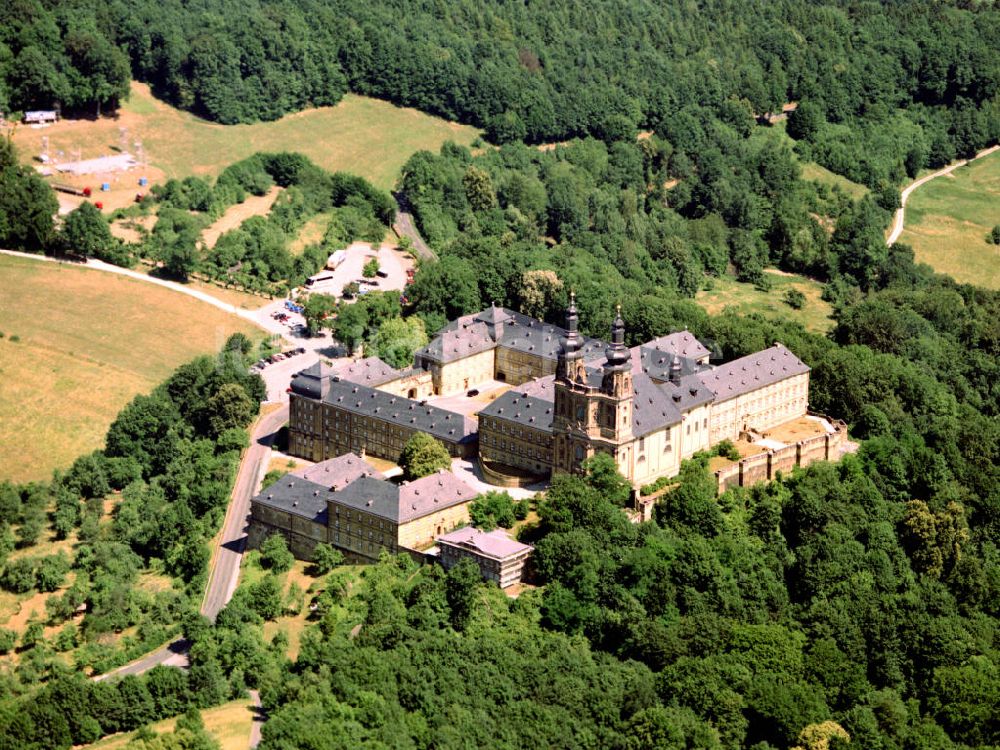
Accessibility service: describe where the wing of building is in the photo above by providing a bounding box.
[287,299,812,489]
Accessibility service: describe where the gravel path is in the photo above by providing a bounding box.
[887,144,1000,246]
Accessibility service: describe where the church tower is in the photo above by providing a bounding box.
[598,306,634,444]
[553,294,597,474]
[553,302,636,477]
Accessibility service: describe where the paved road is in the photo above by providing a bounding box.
[887,144,1000,246]
[248,690,265,749]
[392,193,436,261]
[201,404,289,619]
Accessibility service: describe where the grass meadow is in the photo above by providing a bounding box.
[83,699,256,750]
[13,81,480,191]
[695,270,835,333]
[0,255,260,482]
[899,150,1000,289]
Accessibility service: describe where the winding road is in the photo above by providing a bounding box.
[886,144,1000,246]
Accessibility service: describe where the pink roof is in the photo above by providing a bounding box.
[437,527,533,560]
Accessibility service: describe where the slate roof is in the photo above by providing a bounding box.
[416,306,606,365]
[659,373,716,411]
[291,452,384,490]
[645,330,711,360]
[437,527,533,560]
[632,345,706,382]
[416,320,497,364]
[478,390,554,432]
[331,470,479,523]
[253,475,330,524]
[329,356,400,387]
[289,361,330,399]
[631,371,683,437]
[324,378,477,445]
[697,344,809,401]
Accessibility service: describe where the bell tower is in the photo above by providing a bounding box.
[599,306,634,444]
[553,294,597,474]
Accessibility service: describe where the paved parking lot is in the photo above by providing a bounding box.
[305,241,412,299]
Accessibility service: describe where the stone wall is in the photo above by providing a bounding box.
[495,347,555,385]
[433,349,496,395]
[711,416,849,493]
[247,503,326,561]
[397,503,472,550]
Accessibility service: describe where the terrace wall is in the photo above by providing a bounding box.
[712,415,849,493]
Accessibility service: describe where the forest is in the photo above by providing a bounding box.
[2,0,998,194]
[0,0,998,747]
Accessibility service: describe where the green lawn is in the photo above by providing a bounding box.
[899,150,1000,289]
[0,255,260,482]
[13,81,480,191]
[695,270,834,333]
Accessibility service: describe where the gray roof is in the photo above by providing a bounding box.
[331,470,478,523]
[329,356,400,387]
[632,345,706,382]
[645,331,710,360]
[631,372,683,437]
[290,361,330,399]
[253,475,330,524]
[478,389,554,432]
[324,378,477,445]
[417,320,497,364]
[659,373,716,412]
[291,452,384,490]
[417,306,606,365]
[697,344,809,401]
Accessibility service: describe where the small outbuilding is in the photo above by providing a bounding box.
[436,527,533,588]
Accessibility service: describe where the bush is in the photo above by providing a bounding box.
[784,288,806,309]
[988,225,1000,245]
[1,558,36,593]
[363,258,380,278]
[470,491,517,530]
[309,543,344,575]
[714,439,741,462]
[399,433,452,481]
[8,335,19,343]
[260,533,294,572]
[0,629,16,654]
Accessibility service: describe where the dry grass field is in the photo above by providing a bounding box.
[899,150,1000,289]
[0,254,260,482]
[13,81,480,193]
[202,186,283,248]
[84,699,255,750]
[695,270,834,333]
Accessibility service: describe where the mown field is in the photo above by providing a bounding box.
[0,255,260,482]
[695,270,835,333]
[83,699,255,750]
[899,150,1000,289]
[13,81,480,191]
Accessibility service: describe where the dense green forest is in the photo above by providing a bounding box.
[2,0,998,192]
[1,0,999,747]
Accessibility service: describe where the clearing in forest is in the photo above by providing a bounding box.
[898,150,1000,289]
[12,81,480,193]
[83,699,255,750]
[0,255,260,483]
[201,185,283,248]
[753,122,869,200]
[695,270,834,333]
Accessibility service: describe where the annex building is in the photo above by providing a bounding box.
[248,453,480,562]
[287,300,833,491]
